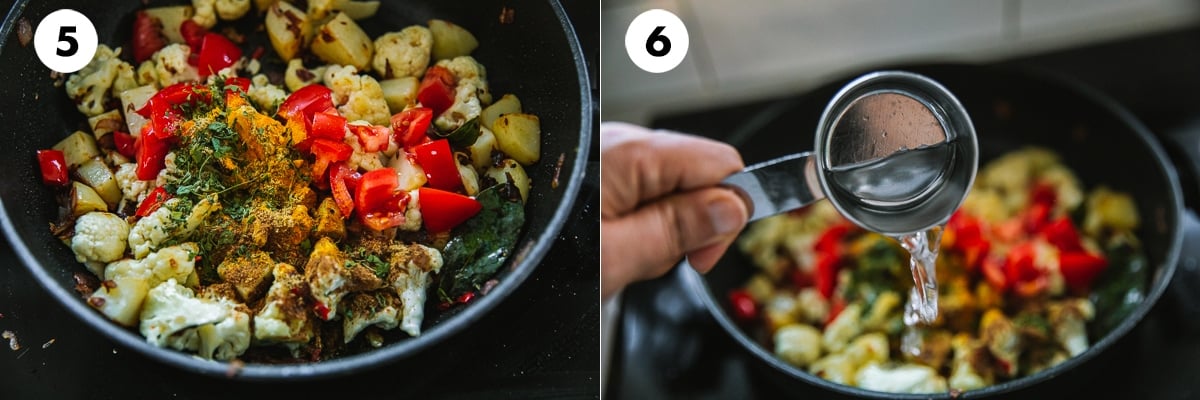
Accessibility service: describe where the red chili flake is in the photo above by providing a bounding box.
[251,46,265,60]
[313,302,331,320]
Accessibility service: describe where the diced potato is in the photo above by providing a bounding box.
[143,6,196,44]
[337,0,379,20]
[380,77,419,114]
[311,12,374,70]
[389,149,427,191]
[70,181,109,216]
[88,110,125,141]
[469,126,497,170]
[307,0,338,22]
[774,324,822,367]
[492,113,541,165]
[1083,186,1140,236]
[284,59,324,92]
[480,94,521,130]
[53,131,100,168]
[88,275,150,327]
[76,158,122,208]
[120,85,158,137]
[486,159,530,203]
[455,153,479,196]
[428,19,478,61]
[266,1,311,62]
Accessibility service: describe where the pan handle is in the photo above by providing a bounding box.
[1161,119,1200,330]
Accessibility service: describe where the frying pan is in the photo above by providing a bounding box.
[681,64,1194,398]
[0,0,591,380]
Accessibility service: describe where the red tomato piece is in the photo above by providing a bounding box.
[391,107,434,147]
[981,256,1008,291]
[310,110,348,141]
[1024,202,1052,233]
[727,289,758,323]
[196,33,242,78]
[329,163,355,218]
[309,138,352,179]
[224,76,251,94]
[135,186,172,217]
[958,237,991,272]
[1031,183,1057,207]
[136,124,171,180]
[417,66,456,117]
[418,187,482,233]
[351,124,390,153]
[137,83,210,118]
[113,131,137,158]
[1059,251,1108,292]
[1040,217,1083,252]
[278,84,334,122]
[179,19,206,50]
[36,149,68,186]
[411,139,462,191]
[355,168,409,231]
[132,11,166,64]
[814,252,839,299]
[813,224,851,256]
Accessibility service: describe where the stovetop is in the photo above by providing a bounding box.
[608,26,1200,399]
[0,1,599,399]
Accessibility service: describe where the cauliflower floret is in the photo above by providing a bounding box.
[436,56,490,103]
[254,263,315,343]
[191,0,218,28]
[153,44,200,87]
[114,163,150,203]
[71,212,131,266]
[342,291,402,343]
[196,303,251,360]
[128,196,219,259]
[65,44,124,117]
[324,65,390,125]
[155,152,179,188]
[142,243,200,288]
[433,81,482,132]
[303,237,384,320]
[372,26,433,79]
[248,74,287,115]
[215,0,250,20]
[112,61,139,95]
[398,190,422,232]
[135,60,159,87]
[344,122,386,171]
[855,363,949,394]
[808,353,856,386]
[822,303,863,353]
[139,279,227,350]
[1048,298,1095,357]
[387,244,443,336]
[774,324,822,367]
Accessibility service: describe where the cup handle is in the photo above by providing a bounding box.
[721,152,824,222]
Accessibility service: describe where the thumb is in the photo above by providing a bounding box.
[601,187,748,298]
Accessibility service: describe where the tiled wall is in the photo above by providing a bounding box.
[601,0,1200,124]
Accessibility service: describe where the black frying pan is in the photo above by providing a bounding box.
[684,64,1195,398]
[0,0,591,380]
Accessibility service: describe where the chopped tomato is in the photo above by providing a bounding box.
[137,82,210,118]
[418,187,482,233]
[1024,202,1052,233]
[813,224,850,255]
[309,138,352,179]
[132,11,166,64]
[814,252,839,299]
[310,110,347,141]
[329,163,355,218]
[727,289,758,323]
[179,19,206,49]
[135,187,172,217]
[391,107,433,147]
[1059,251,1108,292]
[1031,183,1057,207]
[945,211,984,249]
[351,124,390,153]
[1040,217,1083,252]
[355,168,409,231]
[825,296,846,326]
[417,66,456,117]
[136,124,171,180]
[224,76,251,94]
[958,237,990,272]
[113,131,137,158]
[278,84,334,122]
[196,33,242,78]
[981,256,1007,291]
[411,139,462,191]
[36,149,68,186]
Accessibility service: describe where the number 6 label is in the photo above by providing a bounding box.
[625,9,689,74]
[34,9,98,74]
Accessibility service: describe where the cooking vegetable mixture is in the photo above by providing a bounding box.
[732,147,1147,393]
[37,1,543,362]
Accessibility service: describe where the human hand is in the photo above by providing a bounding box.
[601,122,749,300]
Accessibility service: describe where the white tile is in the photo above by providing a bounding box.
[601,1,708,122]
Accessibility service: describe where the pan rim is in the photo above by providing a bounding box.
[0,0,593,380]
[681,62,1184,398]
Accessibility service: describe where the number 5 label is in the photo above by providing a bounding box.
[625,9,689,74]
[34,9,97,74]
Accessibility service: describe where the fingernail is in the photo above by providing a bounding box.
[708,198,744,236]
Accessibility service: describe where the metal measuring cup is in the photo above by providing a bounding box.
[722,71,978,235]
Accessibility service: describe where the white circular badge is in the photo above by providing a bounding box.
[33,9,98,74]
[624,9,689,74]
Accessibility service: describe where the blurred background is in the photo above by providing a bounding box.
[601,0,1200,125]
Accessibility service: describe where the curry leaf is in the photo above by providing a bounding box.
[436,183,525,300]
[435,117,481,149]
